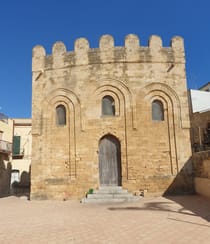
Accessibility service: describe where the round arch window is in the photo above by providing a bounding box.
[56,105,66,125]
[152,100,164,121]
[102,96,115,116]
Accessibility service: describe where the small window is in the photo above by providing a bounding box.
[152,100,164,121]
[56,105,66,125]
[102,96,115,116]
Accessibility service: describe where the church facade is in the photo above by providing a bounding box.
[31,34,192,200]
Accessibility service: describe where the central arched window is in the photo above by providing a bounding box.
[56,105,66,125]
[102,96,115,116]
[152,100,164,121]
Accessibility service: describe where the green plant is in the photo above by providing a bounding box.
[88,188,94,194]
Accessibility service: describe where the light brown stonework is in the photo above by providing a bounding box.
[31,34,193,200]
[193,151,210,198]
[190,110,210,151]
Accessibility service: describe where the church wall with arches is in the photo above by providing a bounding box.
[31,34,193,200]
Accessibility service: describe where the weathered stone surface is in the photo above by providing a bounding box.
[190,110,210,152]
[31,34,192,200]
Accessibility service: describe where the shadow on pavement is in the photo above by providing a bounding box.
[166,195,210,222]
[108,195,210,224]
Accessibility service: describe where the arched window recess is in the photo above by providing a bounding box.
[102,95,115,116]
[152,100,164,121]
[56,104,66,126]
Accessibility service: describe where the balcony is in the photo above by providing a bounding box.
[0,140,12,154]
[12,148,24,159]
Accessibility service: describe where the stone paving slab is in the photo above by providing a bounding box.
[0,195,210,243]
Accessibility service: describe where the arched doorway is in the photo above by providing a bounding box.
[98,135,121,186]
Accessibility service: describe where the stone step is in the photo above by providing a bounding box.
[87,193,133,199]
[81,186,141,203]
[93,188,128,194]
[82,197,140,204]
[99,186,122,190]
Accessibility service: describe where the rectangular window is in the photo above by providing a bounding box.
[13,136,21,155]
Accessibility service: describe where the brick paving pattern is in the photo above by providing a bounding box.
[0,195,210,243]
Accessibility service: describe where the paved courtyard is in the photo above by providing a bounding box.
[0,195,210,243]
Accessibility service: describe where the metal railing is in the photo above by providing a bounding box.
[13,147,24,157]
[0,140,12,153]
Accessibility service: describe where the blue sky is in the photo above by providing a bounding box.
[0,0,210,118]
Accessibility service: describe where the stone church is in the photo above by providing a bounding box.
[31,34,193,200]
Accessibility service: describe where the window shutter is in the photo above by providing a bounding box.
[13,136,21,155]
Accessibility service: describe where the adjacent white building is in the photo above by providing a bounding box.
[12,118,32,177]
[0,113,13,196]
[190,89,210,113]
[0,115,32,196]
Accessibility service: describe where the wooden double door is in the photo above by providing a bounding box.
[99,135,121,186]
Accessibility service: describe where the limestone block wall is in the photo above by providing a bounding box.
[31,34,192,200]
[190,110,210,151]
[193,151,210,198]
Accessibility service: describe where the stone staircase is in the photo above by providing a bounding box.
[81,186,141,203]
